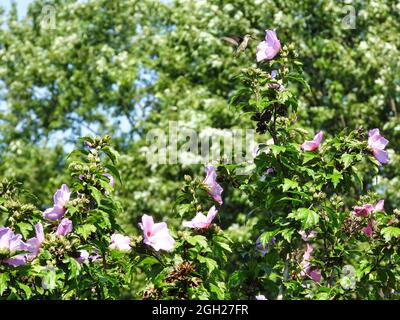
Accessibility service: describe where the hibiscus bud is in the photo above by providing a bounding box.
[184,175,192,182]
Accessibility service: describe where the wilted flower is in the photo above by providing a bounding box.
[368,128,389,165]
[256,233,276,256]
[309,269,322,283]
[256,29,281,62]
[56,218,73,236]
[203,165,223,205]
[109,233,131,251]
[139,214,175,252]
[0,227,29,267]
[183,206,218,229]
[301,131,324,152]
[43,184,71,220]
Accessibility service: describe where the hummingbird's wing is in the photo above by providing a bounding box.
[221,36,243,46]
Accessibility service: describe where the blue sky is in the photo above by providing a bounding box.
[1,0,32,19]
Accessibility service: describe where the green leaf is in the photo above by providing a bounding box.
[102,146,119,164]
[76,224,97,240]
[381,227,400,242]
[258,231,277,248]
[281,178,299,192]
[18,282,32,299]
[281,228,296,243]
[187,235,209,250]
[64,257,81,280]
[210,282,225,299]
[215,241,231,253]
[138,256,161,270]
[328,169,343,188]
[228,271,245,288]
[269,145,286,156]
[0,273,10,295]
[197,256,218,274]
[303,151,319,164]
[341,154,354,169]
[288,208,319,229]
[89,186,103,205]
[16,222,33,239]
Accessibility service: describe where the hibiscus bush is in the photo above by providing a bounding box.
[1,28,399,300]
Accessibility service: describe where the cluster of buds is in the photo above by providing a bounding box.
[68,194,90,207]
[83,135,112,151]
[44,235,80,263]
[3,201,39,226]
[129,235,143,249]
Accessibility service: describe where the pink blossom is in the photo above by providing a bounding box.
[353,204,374,217]
[109,233,131,251]
[374,200,385,212]
[139,214,175,252]
[368,128,389,165]
[43,184,71,220]
[53,184,71,207]
[25,222,45,261]
[0,227,29,267]
[56,218,73,236]
[203,165,223,205]
[183,206,218,229]
[353,200,384,217]
[256,29,281,62]
[301,131,324,152]
[363,220,374,237]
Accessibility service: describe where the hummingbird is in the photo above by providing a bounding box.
[222,34,253,57]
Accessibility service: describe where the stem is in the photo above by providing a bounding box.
[267,104,279,145]
[277,252,290,300]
